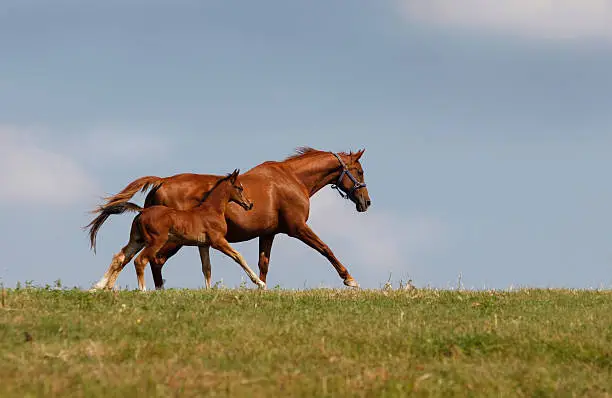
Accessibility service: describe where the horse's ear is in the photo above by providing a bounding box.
[354,148,365,161]
[230,169,240,183]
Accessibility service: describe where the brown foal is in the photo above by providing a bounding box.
[87,147,371,289]
[91,170,265,291]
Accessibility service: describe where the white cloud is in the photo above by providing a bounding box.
[399,0,612,41]
[0,127,99,205]
[307,188,447,284]
[74,128,171,164]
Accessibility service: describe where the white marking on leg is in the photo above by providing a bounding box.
[106,241,144,290]
[93,276,109,290]
[234,252,265,287]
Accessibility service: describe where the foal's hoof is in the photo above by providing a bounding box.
[344,278,360,288]
[256,281,267,290]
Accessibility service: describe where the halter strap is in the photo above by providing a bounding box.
[330,152,366,200]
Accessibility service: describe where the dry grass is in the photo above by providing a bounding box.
[1,286,611,397]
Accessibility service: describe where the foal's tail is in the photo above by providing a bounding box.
[85,202,145,253]
[85,175,162,252]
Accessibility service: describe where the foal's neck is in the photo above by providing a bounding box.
[288,153,343,197]
[196,182,232,216]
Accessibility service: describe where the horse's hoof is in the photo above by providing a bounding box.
[344,278,360,288]
[256,281,267,290]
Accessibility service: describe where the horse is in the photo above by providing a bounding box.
[90,169,265,291]
[86,147,371,289]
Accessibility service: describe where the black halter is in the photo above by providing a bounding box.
[330,152,366,200]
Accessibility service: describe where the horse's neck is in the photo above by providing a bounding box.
[195,183,230,216]
[287,153,342,197]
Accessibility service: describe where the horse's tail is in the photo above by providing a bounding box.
[85,175,162,252]
[100,176,164,210]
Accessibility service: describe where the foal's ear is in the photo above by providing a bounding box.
[229,169,240,183]
[354,148,365,161]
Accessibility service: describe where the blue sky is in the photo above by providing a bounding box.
[1,0,611,290]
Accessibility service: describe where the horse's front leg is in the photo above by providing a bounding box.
[149,242,183,290]
[257,235,275,289]
[288,223,359,288]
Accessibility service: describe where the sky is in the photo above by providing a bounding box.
[1,0,611,290]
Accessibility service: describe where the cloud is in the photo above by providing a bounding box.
[73,128,172,166]
[306,188,447,285]
[0,127,99,205]
[398,0,612,41]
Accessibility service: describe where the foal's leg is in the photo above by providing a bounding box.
[198,246,212,289]
[98,240,144,290]
[107,242,144,289]
[149,242,182,290]
[289,223,359,288]
[211,239,265,289]
[134,238,169,291]
[257,235,275,289]
[133,249,152,292]
[149,243,182,290]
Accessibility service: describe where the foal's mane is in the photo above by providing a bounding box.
[196,171,237,206]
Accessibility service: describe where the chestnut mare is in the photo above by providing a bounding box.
[91,170,265,291]
[86,147,371,289]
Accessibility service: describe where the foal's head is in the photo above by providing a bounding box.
[225,169,253,211]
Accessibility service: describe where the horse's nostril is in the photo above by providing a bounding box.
[366,200,371,206]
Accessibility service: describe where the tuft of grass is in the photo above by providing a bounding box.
[0,287,611,397]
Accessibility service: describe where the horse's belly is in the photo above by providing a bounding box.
[224,224,266,243]
[225,213,277,243]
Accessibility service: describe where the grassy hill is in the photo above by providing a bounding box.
[1,287,611,397]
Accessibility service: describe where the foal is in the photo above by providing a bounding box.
[92,169,265,291]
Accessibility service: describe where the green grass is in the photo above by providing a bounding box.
[1,286,611,397]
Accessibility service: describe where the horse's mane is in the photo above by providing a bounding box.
[284,146,320,160]
[284,146,355,161]
[196,171,237,206]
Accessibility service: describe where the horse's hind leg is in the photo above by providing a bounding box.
[211,238,265,289]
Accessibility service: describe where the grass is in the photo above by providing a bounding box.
[1,286,611,397]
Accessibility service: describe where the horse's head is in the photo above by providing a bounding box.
[226,169,254,211]
[332,149,371,213]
